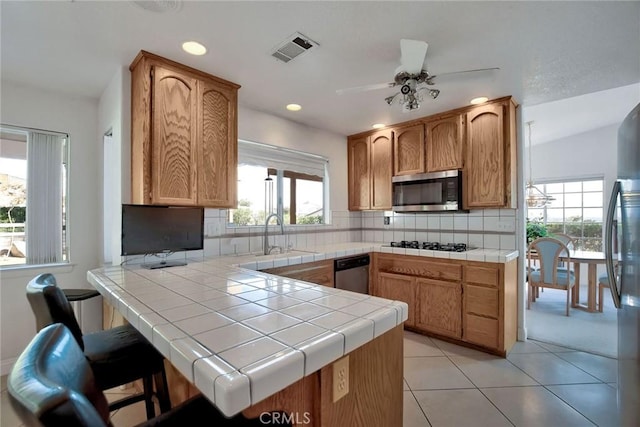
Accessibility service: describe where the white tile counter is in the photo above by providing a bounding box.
[87,256,408,417]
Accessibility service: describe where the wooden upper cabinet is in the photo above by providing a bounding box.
[348,130,392,210]
[151,65,199,205]
[370,130,393,209]
[130,50,240,207]
[425,114,463,172]
[393,124,425,176]
[464,101,516,208]
[348,135,371,210]
[197,80,237,207]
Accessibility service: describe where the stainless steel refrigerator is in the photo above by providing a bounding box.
[605,101,640,425]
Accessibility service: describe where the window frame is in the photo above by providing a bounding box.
[526,176,604,251]
[0,124,70,268]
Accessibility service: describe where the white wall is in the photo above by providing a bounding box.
[0,81,101,374]
[529,124,618,216]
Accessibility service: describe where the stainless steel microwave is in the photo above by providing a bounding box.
[392,170,464,212]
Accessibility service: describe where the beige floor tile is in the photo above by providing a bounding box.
[509,340,549,354]
[109,400,149,426]
[547,383,620,427]
[430,338,490,358]
[531,340,576,353]
[404,356,474,390]
[449,354,539,388]
[403,391,430,427]
[413,389,512,427]
[1,389,24,427]
[507,352,601,385]
[481,386,594,426]
[555,351,618,383]
[404,331,445,357]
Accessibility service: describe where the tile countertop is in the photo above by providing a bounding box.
[87,243,517,417]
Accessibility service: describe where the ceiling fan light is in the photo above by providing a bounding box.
[286,103,302,111]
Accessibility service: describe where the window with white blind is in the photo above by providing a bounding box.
[230,140,329,226]
[526,178,604,251]
[0,125,69,267]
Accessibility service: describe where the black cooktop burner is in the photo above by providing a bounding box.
[390,241,468,252]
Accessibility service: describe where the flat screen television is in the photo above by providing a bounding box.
[121,204,204,269]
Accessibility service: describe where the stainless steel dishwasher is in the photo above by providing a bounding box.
[334,254,370,294]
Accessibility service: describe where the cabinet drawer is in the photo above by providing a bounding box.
[377,255,462,281]
[464,265,499,287]
[464,285,499,318]
[464,313,499,349]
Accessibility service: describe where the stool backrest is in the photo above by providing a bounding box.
[7,323,110,427]
[26,273,85,351]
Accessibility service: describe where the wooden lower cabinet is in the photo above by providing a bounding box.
[373,253,517,356]
[416,278,461,339]
[375,272,417,327]
[261,259,335,288]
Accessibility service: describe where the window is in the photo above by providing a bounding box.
[0,125,69,267]
[230,140,328,226]
[527,178,604,251]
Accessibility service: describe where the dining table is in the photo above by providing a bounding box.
[528,249,611,313]
[566,250,610,313]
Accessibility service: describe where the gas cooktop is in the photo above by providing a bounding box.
[389,241,468,252]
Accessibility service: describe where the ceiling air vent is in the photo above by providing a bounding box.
[271,32,319,63]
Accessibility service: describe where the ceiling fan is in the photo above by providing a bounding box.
[336,39,499,111]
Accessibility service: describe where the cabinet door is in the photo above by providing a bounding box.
[370,130,393,210]
[151,65,199,205]
[376,272,416,327]
[416,278,461,338]
[426,115,463,172]
[198,80,237,207]
[348,135,371,210]
[465,104,505,207]
[393,124,425,176]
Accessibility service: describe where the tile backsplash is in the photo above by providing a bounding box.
[201,208,518,257]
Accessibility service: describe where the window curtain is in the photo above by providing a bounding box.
[26,132,64,264]
[237,139,328,177]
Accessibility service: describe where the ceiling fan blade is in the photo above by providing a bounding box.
[397,39,428,75]
[430,67,500,80]
[336,81,396,95]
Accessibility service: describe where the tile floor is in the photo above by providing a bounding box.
[1,331,619,427]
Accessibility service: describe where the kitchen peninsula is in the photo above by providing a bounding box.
[88,245,408,426]
[88,242,517,425]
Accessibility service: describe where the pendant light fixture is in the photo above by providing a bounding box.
[525,121,555,208]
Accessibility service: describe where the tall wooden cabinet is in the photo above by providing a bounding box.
[347,130,393,210]
[130,50,240,207]
[464,99,517,208]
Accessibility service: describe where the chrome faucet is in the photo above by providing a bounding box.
[263,213,285,255]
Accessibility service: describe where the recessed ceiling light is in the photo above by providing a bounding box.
[470,96,489,105]
[372,123,386,129]
[286,104,302,111]
[182,41,207,56]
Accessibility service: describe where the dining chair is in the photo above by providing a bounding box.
[25,273,171,419]
[597,275,611,312]
[527,237,577,316]
[7,323,288,427]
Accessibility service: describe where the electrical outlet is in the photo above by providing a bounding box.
[332,356,349,402]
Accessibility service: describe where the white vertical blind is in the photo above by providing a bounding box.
[26,132,64,264]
